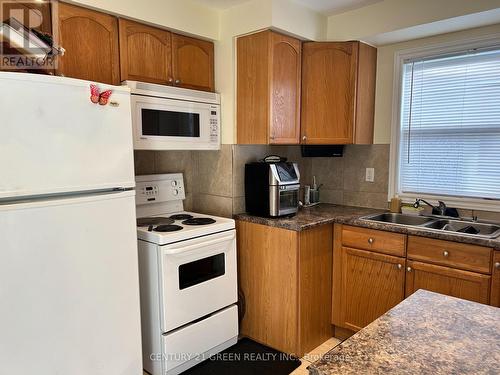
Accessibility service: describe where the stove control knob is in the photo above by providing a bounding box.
[171,181,177,187]
[172,189,179,196]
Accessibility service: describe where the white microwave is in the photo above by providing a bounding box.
[126,81,220,150]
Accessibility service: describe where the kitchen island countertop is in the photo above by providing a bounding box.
[308,289,500,375]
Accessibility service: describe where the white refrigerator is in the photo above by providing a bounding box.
[0,72,142,374]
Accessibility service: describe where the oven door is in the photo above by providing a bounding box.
[131,95,220,150]
[159,230,237,332]
[270,184,299,216]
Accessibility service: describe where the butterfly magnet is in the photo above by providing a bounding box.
[90,84,113,105]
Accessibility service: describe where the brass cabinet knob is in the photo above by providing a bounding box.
[302,135,307,141]
[407,267,412,272]
[443,250,449,257]
[397,264,402,270]
[168,77,174,83]
[368,237,374,244]
[175,79,181,84]
[495,262,500,270]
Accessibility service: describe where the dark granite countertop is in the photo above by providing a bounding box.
[234,204,500,249]
[308,290,500,375]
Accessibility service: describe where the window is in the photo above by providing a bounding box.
[391,38,500,210]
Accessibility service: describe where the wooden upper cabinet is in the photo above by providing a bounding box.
[405,260,491,305]
[301,41,376,145]
[119,19,172,85]
[489,252,500,307]
[171,33,214,91]
[57,3,120,85]
[237,30,301,145]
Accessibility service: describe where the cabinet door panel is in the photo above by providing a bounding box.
[237,221,299,354]
[335,246,405,331]
[406,261,490,305]
[119,19,172,85]
[171,34,214,92]
[236,31,269,144]
[491,252,500,307]
[298,224,332,355]
[301,42,357,144]
[270,32,301,144]
[57,3,119,85]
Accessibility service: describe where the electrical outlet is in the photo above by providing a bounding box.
[365,168,375,182]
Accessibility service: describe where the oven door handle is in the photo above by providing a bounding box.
[163,232,235,255]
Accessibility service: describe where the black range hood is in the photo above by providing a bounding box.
[301,145,344,157]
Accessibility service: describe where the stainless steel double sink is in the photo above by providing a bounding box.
[360,213,500,239]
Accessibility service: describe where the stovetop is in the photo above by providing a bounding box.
[136,211,235,245]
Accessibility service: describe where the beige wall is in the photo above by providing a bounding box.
[373,23,500,144]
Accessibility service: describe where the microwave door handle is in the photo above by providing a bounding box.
[163,233,235,255]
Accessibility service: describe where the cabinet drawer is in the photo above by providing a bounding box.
[407,236,492,274]
[342,225,406,257]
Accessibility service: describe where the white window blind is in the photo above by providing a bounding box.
[399,47,500,200]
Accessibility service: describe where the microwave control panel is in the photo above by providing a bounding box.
[136,174,186,205]
[209,106,219,143]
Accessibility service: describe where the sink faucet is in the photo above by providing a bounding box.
[413,199,459,217]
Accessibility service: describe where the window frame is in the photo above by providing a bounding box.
[388,33,500,212]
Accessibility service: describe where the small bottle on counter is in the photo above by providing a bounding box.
[304,185,311,205]
[390,197,402,213]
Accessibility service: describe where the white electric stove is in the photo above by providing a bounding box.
[136,174,238,375]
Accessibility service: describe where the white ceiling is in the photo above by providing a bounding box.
[294,0,383,15]
[192,0,383,15]
[191,0,253,10]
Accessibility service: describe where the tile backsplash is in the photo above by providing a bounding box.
[308,145,390,209]
[134,144,391,217]
[135,144,500,220]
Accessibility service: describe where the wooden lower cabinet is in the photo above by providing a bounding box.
[405,260,491,304]
[332,225,498,338]
[332,225,405,331]
[237,220,333,356]
[491,252,500,307]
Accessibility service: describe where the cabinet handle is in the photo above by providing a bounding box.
[495,262,500,270]
[302,135,307,141]
[407,266,412,272]
[368,237,374,244]
[443,250,449,257]
[168,77,174,83]
[397,264,402,270]
[175,79,181,84]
